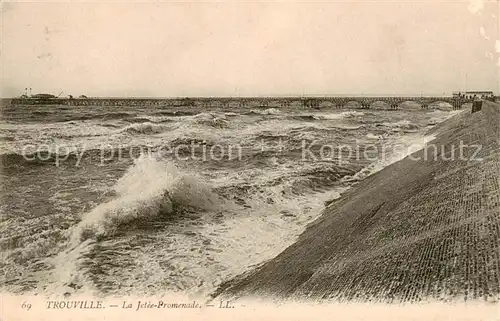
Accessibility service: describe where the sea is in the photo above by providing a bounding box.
[0,102,461,298]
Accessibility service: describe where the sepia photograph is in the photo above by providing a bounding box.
[1,1,499,320]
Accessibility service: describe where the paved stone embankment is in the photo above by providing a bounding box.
[216,102,500,303]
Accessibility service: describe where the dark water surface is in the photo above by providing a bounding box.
[0,104,459,297]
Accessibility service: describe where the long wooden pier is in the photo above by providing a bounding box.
[8,96,478,110]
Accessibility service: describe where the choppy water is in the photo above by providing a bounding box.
[0,104,460,298]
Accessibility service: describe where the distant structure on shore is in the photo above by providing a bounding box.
[452,91,494,99]
[12,91,85,105]
[15,92,60,104]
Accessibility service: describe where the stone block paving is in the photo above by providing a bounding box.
[218,103,500,303]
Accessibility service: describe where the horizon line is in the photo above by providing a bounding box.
[3,93,497,99]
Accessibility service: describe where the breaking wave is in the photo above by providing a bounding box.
[381,119,420,131]
[315,111,365,120]
[71,112,136,122]
[343,133,436,183]
[164,112,229,129]
[246,108,282,116]
[190,112,228,128]
[287,115,318,121]
[285,111,365,122]
[69,155,220,243]
[154,110,199,117]
[120,122,170,135]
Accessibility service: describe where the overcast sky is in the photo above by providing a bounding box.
[1,1,499,97]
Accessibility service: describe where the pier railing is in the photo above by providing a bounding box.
[8,96,479,110]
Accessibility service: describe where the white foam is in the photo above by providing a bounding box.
[250,108,282,115]
[366,133,380,140]
[315,111,365,120]
[70,155,219,243]
[343,133,436,182]
[121,122,169,135]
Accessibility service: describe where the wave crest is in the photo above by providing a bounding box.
[382,119,420,131]
[247,108,281,115]
[121,122,170,135]
[71,156,219,243]
[191,112,228,128]
[314,111,365,120]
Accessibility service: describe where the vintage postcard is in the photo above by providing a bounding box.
[1,1,499,320]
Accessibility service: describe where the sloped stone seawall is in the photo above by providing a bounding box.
[216,102,500,303]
